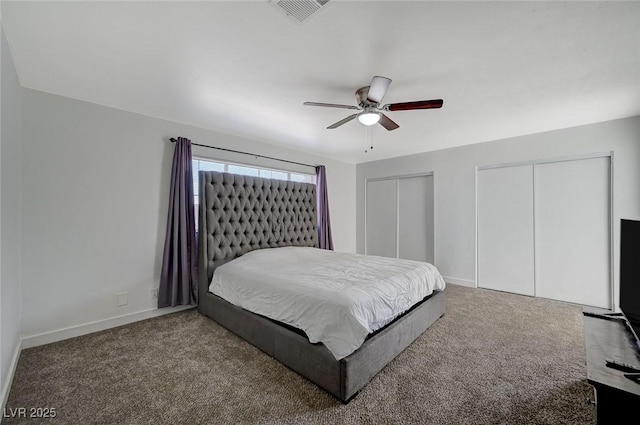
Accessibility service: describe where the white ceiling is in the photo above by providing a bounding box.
[2,1,639,164]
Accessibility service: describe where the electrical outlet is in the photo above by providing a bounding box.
[117,292,128,307]
[151,288,158,299]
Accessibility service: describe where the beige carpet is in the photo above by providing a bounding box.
[4,284,596,424]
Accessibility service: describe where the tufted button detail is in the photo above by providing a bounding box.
[200,171,317,263]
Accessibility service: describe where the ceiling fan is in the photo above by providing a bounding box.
[303,76,443,131]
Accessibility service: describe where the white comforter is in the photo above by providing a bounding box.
[208,247,446,360]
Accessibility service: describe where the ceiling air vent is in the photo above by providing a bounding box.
[272,0,331,23]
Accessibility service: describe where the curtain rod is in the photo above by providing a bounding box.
[170,138,317,169]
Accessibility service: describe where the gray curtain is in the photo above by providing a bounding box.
[158,137,198,307]
[315,165,334,250]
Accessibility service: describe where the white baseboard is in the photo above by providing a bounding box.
[22,305,195,349]
[2,306,194,410]
[443,276,476,287]
[1,338,23,410]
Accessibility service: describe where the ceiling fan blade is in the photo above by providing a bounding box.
[378,113,399,131]
[384,99,444,111]
[303,101,359,110]
[366,76,392,104]
[327,114,358,129]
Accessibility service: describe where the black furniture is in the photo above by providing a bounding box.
[583,308,640,424]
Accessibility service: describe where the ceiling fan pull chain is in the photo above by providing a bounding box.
[364,126,373,153]
[364,126,369,153]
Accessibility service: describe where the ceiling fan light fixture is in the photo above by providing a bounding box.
[303,75,443,131]
[357,111,380,126]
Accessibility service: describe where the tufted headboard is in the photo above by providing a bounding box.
[197,171,318,302]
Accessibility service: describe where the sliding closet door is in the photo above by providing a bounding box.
[366,179,397,258]
[534,157,611,308]
[398,175,434,263]
[478,165,535,296]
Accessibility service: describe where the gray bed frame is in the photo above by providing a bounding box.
[197,171,445,402]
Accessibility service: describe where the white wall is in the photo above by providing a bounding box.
[356,116,640,308]
[1,23,22,405]
[20,88,356,339]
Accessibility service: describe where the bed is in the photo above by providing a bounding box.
[197,171,446,402]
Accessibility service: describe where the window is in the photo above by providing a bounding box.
[192,158,316,229]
